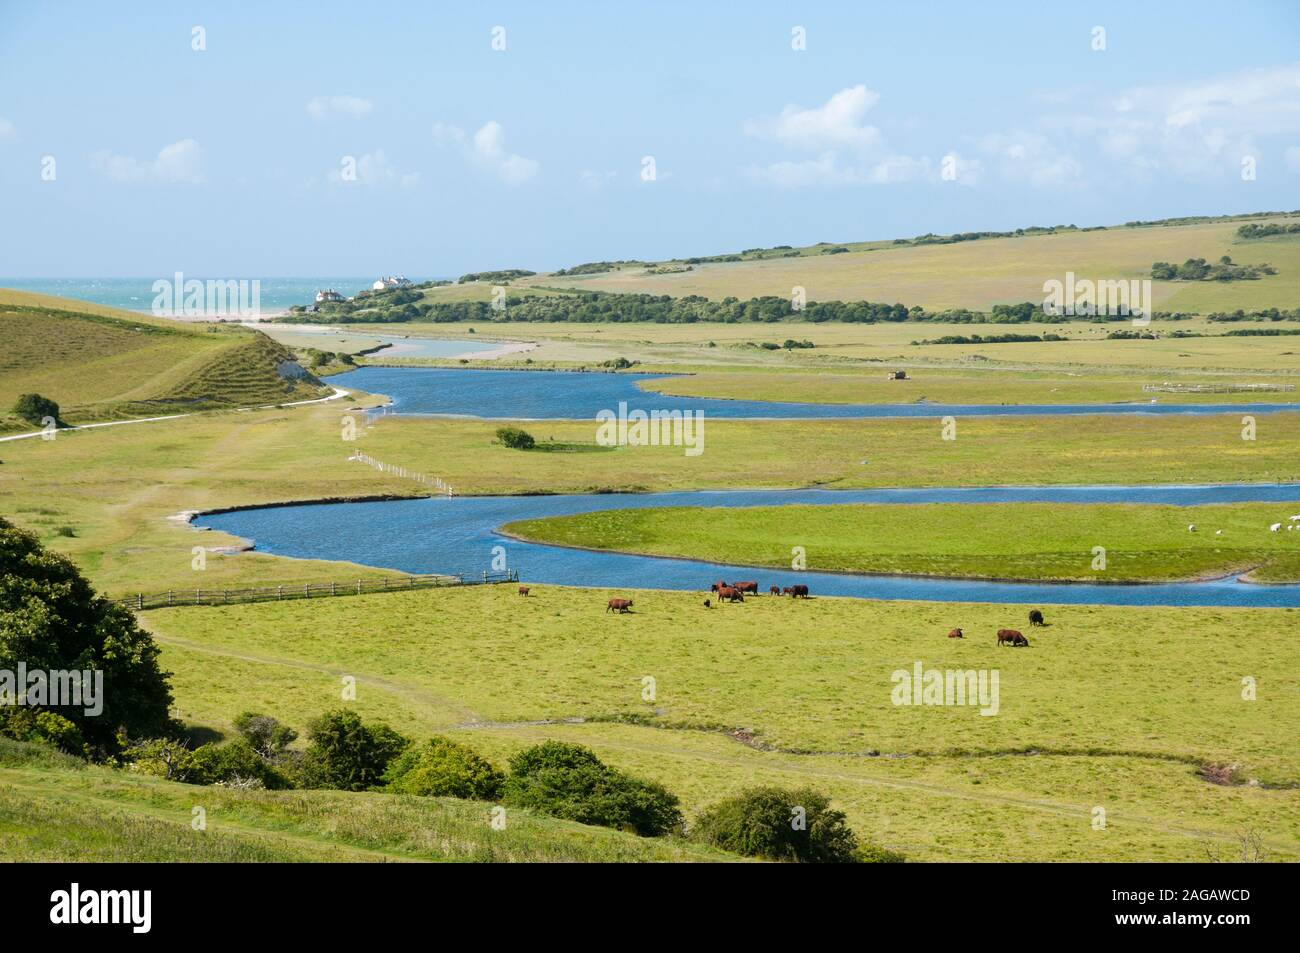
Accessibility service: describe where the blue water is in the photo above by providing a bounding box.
[333,366,1300,419]
[0,277,429,313]
[196,485,1300,607]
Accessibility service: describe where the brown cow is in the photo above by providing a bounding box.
[1028,609,1045,626]
[518,586,530,597]
[732,581,759,594]
[997,628,1028,647]
[710,580,729,593]
[606,598,633,613]
[786,584,810,598]
[718,586,744,603]
[948,627,964,638]
[769,586,781,596]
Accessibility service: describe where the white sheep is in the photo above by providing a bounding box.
[1270,523,1282,532]
[1188,524,1196,532]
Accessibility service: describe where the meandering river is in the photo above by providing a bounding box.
[196,484,1300,607]
[332,366,1300,419]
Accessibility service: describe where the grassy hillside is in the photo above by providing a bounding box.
[139,584,1300,862]
[503,501,1300,583]
[0,291,330,432]
[0,740,731,862]
[526,215,1300,313]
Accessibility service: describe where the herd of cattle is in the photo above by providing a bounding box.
[521,583,1050,639]
[948,609,1045,646]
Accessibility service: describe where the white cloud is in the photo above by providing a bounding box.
[92,139,204,183]
[1027,64,1300,182]
[579,169,617,191]
[433,120,539,185]
[327,149,419,188]
[0,116,15,142]
[307,96,373,120]
[977,132,1084,187]
[745,84,881,152]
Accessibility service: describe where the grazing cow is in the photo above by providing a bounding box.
[732,581,759,594]
[718,586,744,603]
[787,584,810,598]
[703,598,711,609]
[518,586,530,597]
[1028,609,1044,626]
[948,627,964,639]
[997,628,1027,647]
[606,598,633,613]
[770,586,781,596]
[710,580,729,593]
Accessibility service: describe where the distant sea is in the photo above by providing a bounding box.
[0,277,435,315]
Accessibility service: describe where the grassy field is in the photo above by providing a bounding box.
[0,292,330,433]
[0,740,730,862]
[524,217,1300,312]
[503,502,1300,583]
[136,584,1300,862]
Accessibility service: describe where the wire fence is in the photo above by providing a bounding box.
[112,570,519,611]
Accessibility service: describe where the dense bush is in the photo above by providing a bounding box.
[0,707,86,756]
[185,739,291,789]
[298,709,408,791]
[232,711,297,759]
[12,393,60,426]
[0,516,176,756]
[383,735,505,800]
[495,426,536,450]
[501,741,683,837]
[691,786,869,863]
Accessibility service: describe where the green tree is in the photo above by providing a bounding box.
[495,426,536,450]
[232,712,297,759]
[0,516,175,756]
[501,740,683,837]
[383,735,505,800]
[297,709,408,791]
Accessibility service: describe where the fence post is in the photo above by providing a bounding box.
[168,590,173,607]
[137,593,143,610]
[357,579,362,595]
[304,583,309,599]
[331,582,336,596]
[278,585,283,601]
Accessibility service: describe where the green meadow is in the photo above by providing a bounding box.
[136,584,1300,862]
[502,502,1300,583]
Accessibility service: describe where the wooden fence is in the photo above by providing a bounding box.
[113,570,519,611]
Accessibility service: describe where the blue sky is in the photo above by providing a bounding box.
[1,1,1297,277]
